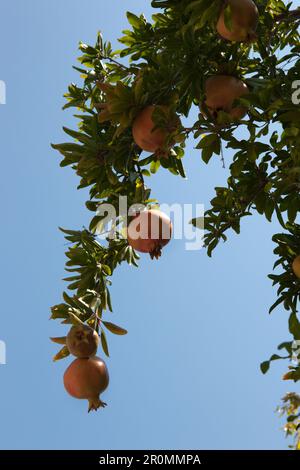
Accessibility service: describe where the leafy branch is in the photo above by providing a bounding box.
[51,0,300,441]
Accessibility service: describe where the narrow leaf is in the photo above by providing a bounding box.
[101,330,110,357]
[50,336,67,345]
[53,346,70,362]
[103,321,128,335]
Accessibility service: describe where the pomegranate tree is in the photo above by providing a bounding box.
[50,0,300,449]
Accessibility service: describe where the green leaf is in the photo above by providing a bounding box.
[190,217,204,230]
[260,360,271,374]
[265,198,275,222]
[260,354,286,374]
[175,158,186,178]
[68,311,84,326]
[207,238,218,257]
[150,159,161,174]
[202,146,213,164]
[106,167,119,185]
[53,346,70,362]
[269,295,285,314]
[50,303,69,320]
[275,204,286,229]
[247,145,257,162]
[101,330,110,357]
[126,11,144,28]
[102,265,112,276]
[223,3,233,30]
[289,313,300,340]
[102,321,128,335]
[50,336,67,345]
[197,134,218,149]
[106,289,113,312]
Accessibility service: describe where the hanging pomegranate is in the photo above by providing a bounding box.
[66,324,100,358]
[204,75,249,121]
[63,356,109,412]
[132,105,179,153]
[217,0,259,43]
[127,209,172,259]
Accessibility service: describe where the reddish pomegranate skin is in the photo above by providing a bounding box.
[217,0,259,43]
[132,105,169,153]
[63,356,109,412]
[127,209,172,259]
[204,75,249,120]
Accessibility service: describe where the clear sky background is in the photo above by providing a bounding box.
[0,0,299,450]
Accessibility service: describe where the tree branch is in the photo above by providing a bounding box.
[99,54,130,71]
[276,8,300,22]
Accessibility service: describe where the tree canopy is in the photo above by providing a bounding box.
[51,0,300,446]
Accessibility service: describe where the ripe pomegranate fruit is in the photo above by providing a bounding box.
[66,324,100,358]
[292,255,300,279]
[127,209,172,259]
[64,356,109,412]
[217,0,259,43]
[204,75,249,121]
[132,105,179,153]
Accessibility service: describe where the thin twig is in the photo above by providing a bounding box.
[275,8,300,22]
[220,140,225,169]
[100,54,130,71]
[184,124,207,135]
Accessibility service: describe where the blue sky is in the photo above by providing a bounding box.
[0,0,298,450]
